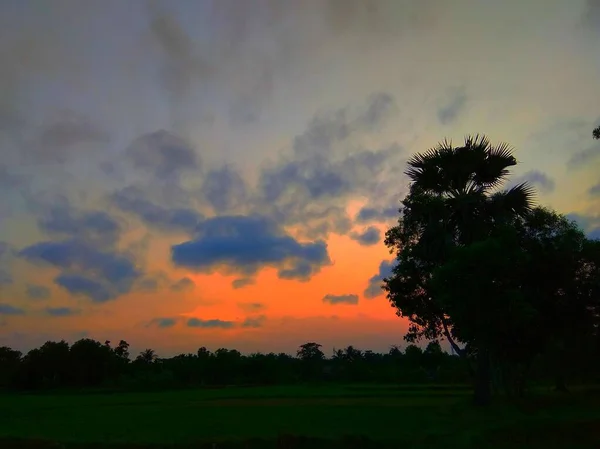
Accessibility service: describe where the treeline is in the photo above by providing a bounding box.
[0,338,597,393]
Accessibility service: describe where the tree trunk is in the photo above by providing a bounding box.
[473,348,492,406]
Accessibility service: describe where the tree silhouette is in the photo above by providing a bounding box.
[384,135,534,405]
[594,125,600,140]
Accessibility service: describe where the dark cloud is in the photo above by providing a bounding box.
[149,317,178,328]
[187,317,235,329]
[202,166,249,214]
[0,303,25,316]
[26,284,51,300]
[364,260,395,298]
[355,205,398,224]
[358,92,396,130]
[37,199,121,246]
[170,276,195,292]
[349,226,381,246]
[567,142,600,169]
[45,307,79,317]
[509,170,555,195]
[171,215,331,281]
[588,182,600,197]
[232,277,255,289]
[0,241,13,285]
[26,112,109,164]
[437,87,467,125]
[237,302,266,313]
[110,186,202,234]
[241,315,266,328]
[124,130,199,181]
[20,239,140,303]
[322,293,359,305]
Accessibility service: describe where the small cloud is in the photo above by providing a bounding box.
[149,317,178,328]
[588,182,600,197]
[54,274,112,303]
[26,284,51,300]
[355,206,398,224]
[349,226,381,246]
[509,170,555,195]
[45,307,79,317]
[364,260,395,298]
[237,302,266,313]
[0,303,25,315]
[232,277,255,289]
[187,318,235,329]
[125,130,199,181]
[567,142,600,169]
[170,277,195,292]
[322,294,359,305]
[437,87,467,125]
[171,215,331,281]
[242,315,266,328]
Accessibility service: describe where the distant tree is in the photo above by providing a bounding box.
[136,349,158,364]
[384,135,534,405]
[296,342,325,361]
[594,125,600,140]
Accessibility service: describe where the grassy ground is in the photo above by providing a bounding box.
[0,384,598,448]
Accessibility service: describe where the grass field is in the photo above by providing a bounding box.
[0,384,599,448]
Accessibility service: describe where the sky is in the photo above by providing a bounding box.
[1,0,599,358]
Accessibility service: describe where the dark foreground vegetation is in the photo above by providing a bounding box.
[2,132,599,448]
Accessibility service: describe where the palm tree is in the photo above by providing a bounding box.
[137,348,157,364]
[404,134,534,246]
[386,134,535,406]
[593,125,599,140]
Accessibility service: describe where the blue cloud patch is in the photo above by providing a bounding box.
[171,215,331,281]
[355,206,398,223]
[349,226,381,246]
[187,318,235,329]
[170,277,195,292]
[149,317,178,328]
[0,303,25,315]
[26,284,51,300]
[241,315,266,328]
[20,239,140,302]
[322,294,359,305]
[110,186,202,234]
[509,170,555,195]
[364,260,395,299]
[437,87,467,125]
[45,307,79,317]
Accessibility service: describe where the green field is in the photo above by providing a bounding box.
[0,384,599,448]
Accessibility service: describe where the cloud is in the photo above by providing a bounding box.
[110,186,202,234]
[26,284,51,300]
[437,87,467,125]
[0,242,13,285]
[588,182,600,197]
[25,112,109,164]
[20,239,140,302]
[0,304,25,316]
[232,277,255,289]
[45,307,79,317]
[242,315,267,328]
[355,205,398,224]
[124,130,199,181]
[364,260,395,298]
[149,317,178,328]
[187,318,235,329]
[37,199,121,246]
[237,302,266,313]
[171,215,331,281]
[170,277,195,292]
[322,294,359,305]
[567,142,600,169]
[202,166,249,214]
[349,226,381,246]
[509,170,555,195]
